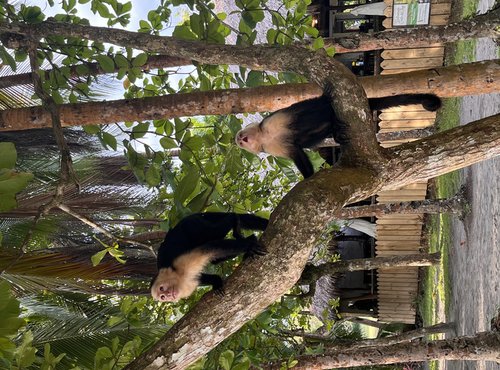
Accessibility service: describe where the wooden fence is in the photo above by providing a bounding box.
[375,0,450,324]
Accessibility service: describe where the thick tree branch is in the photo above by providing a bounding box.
[337,193,467,218]
[282,322,454,347]
[265,331,500,369]
[317,7,499,52]
[1,61,498,131]
[382,113,500,190]
[299,253,440,285]
[1,8,498,60]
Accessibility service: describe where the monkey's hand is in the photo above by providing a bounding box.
[244,235,267,259]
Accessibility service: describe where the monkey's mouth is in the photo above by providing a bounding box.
[159,287,178,302]
[236,133,248,146]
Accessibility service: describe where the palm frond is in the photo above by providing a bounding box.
[20,294,167,369]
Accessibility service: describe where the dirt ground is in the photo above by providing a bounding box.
[444,5,500,369]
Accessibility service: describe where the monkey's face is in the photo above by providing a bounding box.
[151,268,181,302]
[235,122,263,154]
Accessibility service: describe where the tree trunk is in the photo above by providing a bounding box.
[265,331,500,370]
[0,61,498,131]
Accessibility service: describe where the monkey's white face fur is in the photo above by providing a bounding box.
[235,112,291,158]
[151,250,213,302]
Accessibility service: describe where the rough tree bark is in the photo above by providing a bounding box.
[0,7,497,55]
[265,331,500,370]
[299,253,441,285]
[0,60,498,131]
[337,195,467,218]
[317,6,499,52]
[2,18,499,370]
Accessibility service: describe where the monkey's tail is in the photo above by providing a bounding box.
[370,94,442,112]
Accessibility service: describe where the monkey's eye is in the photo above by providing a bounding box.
[159,286,164,292]
[160,295,165,301]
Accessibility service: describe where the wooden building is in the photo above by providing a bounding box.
[309,0,451,324]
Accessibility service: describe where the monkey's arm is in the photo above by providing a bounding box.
[199,273,224,296]
[290,147,314,178]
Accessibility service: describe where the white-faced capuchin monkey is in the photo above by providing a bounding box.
[150,212,268,302]
[235,91,441,178]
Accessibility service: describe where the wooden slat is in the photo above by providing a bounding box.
[379,119,435,128]
[383,14,450,28]
[382,47,445,60]
[379,111,437,120]
[376,250,422,256]
[384,3,451,17]
[380,67,430,74]
[381,57,444,70]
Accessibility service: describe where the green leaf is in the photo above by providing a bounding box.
[0,171,34,195]
[114,54,129,68]
[160,137,178,150]
[107,316,123,327]
[174,168,199,204]
[186,188,211,213]
[102,132,118,150]
[172,25,197,41]
[232,356,250,370]
[0,142,17,169]
[132,53,147,67]
[83,125,100,135]
[0,194,17,212]
[131,122,150,139]
[96,55,115,73]
[91,249,108,267]
[312,37,324,50]
[246,70,263,87]
[218,350,234,370]
[0,46,17,72]
[304,26,319,38]
[145,165,161,187]
[325,46,336,57]
[14,331,36,368]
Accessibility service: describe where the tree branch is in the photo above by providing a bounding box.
[265,331,500,369]
[317,7,499,52]
[382,113,500,190]
[299,253,440,285]
[337,193,467,219]
[1,61,498,131]
[58,204,156,255]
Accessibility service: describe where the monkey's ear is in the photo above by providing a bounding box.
[291,148,314,178]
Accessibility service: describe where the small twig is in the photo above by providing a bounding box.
[58,203,156,256]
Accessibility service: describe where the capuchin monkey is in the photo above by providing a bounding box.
[235,92,441,178]
[151,212,268,302]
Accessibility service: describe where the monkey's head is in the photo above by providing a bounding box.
[235,122,262,154]
[235,112,292,158]
[150,267,184,302]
